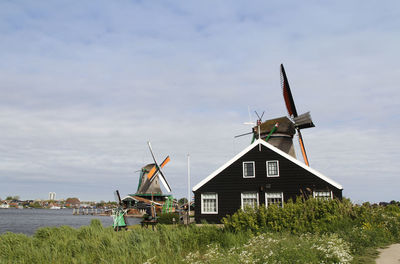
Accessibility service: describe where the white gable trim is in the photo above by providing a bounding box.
[192,139,343,191]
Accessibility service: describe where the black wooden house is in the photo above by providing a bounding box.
[192,139,343,223]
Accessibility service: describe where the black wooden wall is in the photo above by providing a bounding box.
[194,144,342,223]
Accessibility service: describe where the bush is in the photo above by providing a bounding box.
[222,197,400,258]
[157,213,179,224]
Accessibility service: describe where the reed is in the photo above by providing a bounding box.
[1,198,399,263]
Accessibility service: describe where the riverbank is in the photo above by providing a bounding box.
[0,208,140,235]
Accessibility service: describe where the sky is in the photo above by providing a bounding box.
[0,1,399,203]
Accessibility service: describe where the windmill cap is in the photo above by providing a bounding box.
[254,116,295,136]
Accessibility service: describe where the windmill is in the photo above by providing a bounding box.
[112,190,128,231]
[234,64,315,164]
[136,141,171,195]
[280,64,314,166]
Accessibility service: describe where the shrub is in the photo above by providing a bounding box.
[157,213,179,224]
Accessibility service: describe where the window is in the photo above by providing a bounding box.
[243,162,255,178]
[313,191,332,200]
[265,192,284,207]
[241,192,259,208]
[201,193,218,214]
[267,161,279,177]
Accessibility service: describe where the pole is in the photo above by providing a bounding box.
[187,154,190,225]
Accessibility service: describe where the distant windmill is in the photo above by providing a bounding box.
[136,142,171,194]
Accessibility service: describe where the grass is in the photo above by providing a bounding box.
[0,199,399,263]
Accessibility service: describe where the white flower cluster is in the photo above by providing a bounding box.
[183,233,353,264]
[310,234,353,263]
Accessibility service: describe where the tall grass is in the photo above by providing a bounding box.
[0,220,250,264]
[1,199,399,263]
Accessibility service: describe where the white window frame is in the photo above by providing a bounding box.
[266,160,280,177]
[201,193,218,214]
[241,192,259,209]
[242,161,255,178]
[313,190,333,199]
[265,192,284,208]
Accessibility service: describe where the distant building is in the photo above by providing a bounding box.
[49,192,56,200]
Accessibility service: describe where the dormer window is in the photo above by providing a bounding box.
[267,160,279,177]
[243,161,255,178]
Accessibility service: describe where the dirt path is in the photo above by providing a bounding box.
[376,244,400,264]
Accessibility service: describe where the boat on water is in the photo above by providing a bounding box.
[49,205,61,210]
[0,202,10,209]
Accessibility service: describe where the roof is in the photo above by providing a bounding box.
[192,139,343,191]
[255,116,296,136]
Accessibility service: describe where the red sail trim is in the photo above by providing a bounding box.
[280,64,298,118]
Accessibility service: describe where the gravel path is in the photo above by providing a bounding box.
[376,244,400,264]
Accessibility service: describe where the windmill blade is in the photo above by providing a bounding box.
[160,156,170,168]
[147,156,170,181]
[293,111,315,129]
[280,64,298,118]
[147,165,157,180]
[114,190,122,205]
[234,131,254,138]
[297,129,310,166]
[147,141,158,165]
[157,168,172,192]
[146,141,172,192]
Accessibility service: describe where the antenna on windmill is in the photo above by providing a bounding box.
[280,64,315,166]
[235,109,266,145]
[254,111,264,151]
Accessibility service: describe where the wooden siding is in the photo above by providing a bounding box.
[194,144,342,223]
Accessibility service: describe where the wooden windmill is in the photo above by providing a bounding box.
[136,141,171,195]
[236,64,315,165]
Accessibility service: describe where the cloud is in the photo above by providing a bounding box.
[0,1,399,202]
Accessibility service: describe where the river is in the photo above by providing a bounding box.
[0,208,141,236]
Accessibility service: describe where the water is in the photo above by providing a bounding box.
[0,208,141,236]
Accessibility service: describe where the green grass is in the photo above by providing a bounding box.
[1,199,399,263]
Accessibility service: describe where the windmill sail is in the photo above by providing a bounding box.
[280,64,313,166]
[281,64,298,118]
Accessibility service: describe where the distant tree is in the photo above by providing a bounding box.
[178,198,188,206]
[30,202,42,208]
[96,200,105,207]
[13,195,20,201]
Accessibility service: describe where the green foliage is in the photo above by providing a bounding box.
[178,197,188,205]
[222,198,400,259]
[223,197,357,233]
[157,213,179,224]
[29,202,42,208]
[1,198,399,263]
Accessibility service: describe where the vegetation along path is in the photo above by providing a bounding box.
[376,244,400,264]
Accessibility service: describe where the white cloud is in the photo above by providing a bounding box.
[0,1,399,202]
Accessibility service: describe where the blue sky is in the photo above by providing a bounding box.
[0,1,399,202]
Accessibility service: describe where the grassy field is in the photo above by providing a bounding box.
[0,198,399,263]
